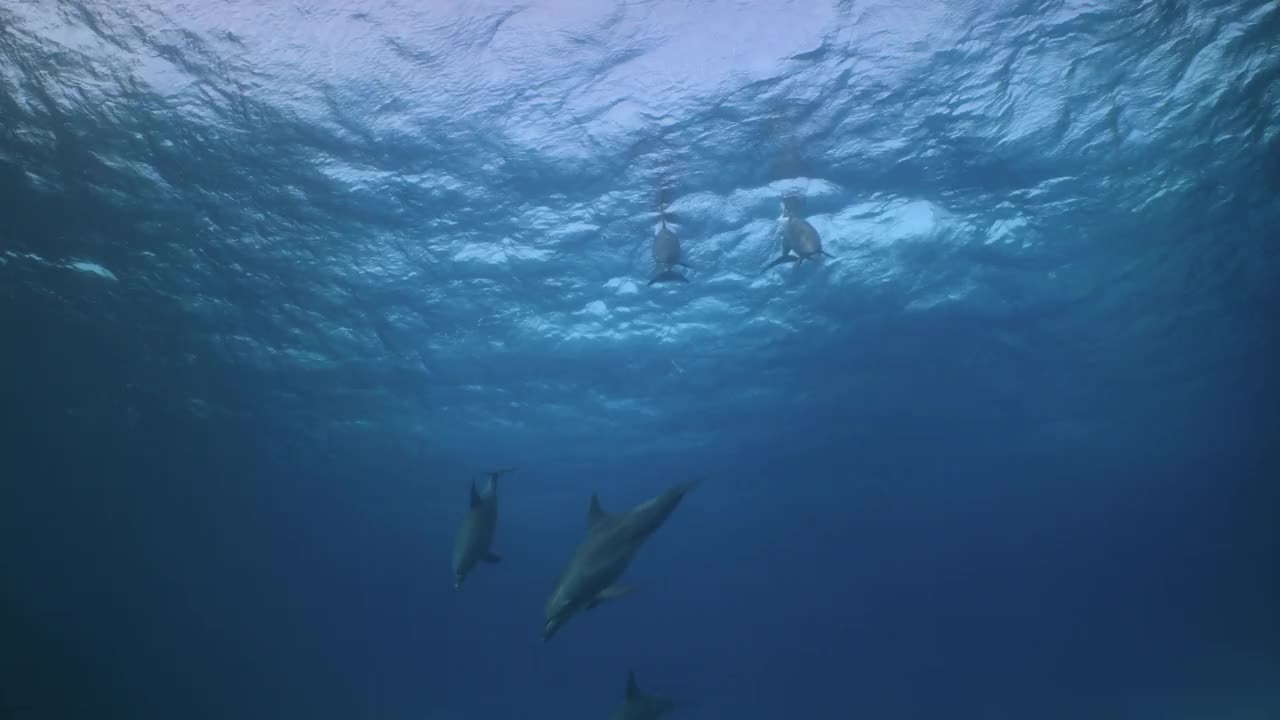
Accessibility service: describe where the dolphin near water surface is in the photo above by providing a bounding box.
[648,218,692,286]
[761,195,837,272]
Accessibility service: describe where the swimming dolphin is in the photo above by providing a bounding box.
[609,671,675,720]
[451,467,517,588]
[761,195,837,272]
[648,218,692,286]
[541,479,701,641]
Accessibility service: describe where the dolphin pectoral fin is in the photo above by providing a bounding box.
[484,552,502,563]
[648,269,689,286]
[761,255,798,273]
[468,480,483,508]
[586,584,633,609]
[822,250,837,259]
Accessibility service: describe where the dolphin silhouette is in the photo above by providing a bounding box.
[542,479,700,640]
[451,467,518,588]
[649,219,692,286]
[762,195,837,272]
[609,671,675,720]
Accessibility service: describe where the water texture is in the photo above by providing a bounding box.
[1,1,1277,719]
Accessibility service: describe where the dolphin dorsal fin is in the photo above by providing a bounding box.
[469,480,483,508]
[588,494,608,529]
[625,671,641,701]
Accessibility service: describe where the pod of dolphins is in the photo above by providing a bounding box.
[451,468,700,718]
[648,192,837,286]
[445,192,831,716]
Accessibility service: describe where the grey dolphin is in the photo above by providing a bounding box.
[609,671,675,720]
[761,195,837,272]
[542,479,701,641]
[451,467,518,588]
[649,219,692,286]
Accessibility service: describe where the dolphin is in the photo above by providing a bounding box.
[609,671,675,720]
[541,479,701,641]
[761,195,837,272]
[648,218,692,286]
[451,467,517,588]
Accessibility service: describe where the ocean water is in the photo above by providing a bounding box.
[2,0,1278,718]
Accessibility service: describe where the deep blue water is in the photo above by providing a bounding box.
[2,1,1278,718]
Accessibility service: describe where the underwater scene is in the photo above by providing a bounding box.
[1,1,1278,718]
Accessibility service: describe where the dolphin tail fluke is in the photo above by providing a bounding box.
[676,260,695,270]
[648,269,689,286]
[761,255,799,273]
[479,466,517,490]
